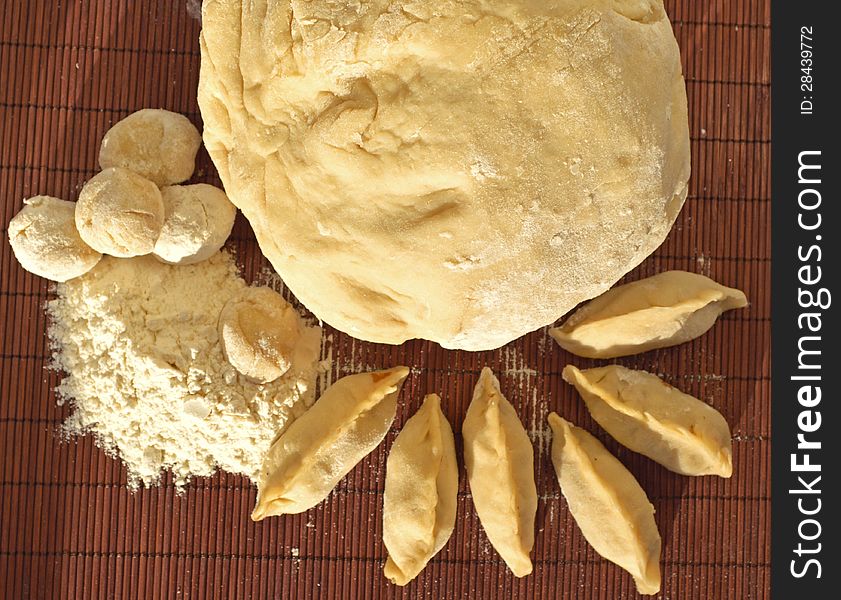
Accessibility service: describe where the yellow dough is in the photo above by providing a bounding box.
[252,367,410,519]
[551,271,748,358]
[8,196,102,282]
[198,0,690,350]
[99,108,201,186]
[75,167,164,258]
[563,365,733,476]
[462,368,536,577]
[548,413,661,595]
[383,394,458,585]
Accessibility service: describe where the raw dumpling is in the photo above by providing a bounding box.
[548,413,661,595]
[550,271,748,358]
[463,368,536,577]
[563,365,733,477]
[383,394,458,585]
[251,367,410,519]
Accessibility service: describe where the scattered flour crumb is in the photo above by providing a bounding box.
[501,345,538,382]
[696,253,711,276]
[469,156,498,182]
[536,326,551,354]
[186,0,202,21]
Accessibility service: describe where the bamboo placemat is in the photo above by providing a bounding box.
[0,1,770,598]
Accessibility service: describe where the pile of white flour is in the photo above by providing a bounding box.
[47,251,324,489]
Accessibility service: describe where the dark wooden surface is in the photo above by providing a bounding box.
[0,1,770,598]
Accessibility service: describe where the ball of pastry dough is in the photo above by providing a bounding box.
[198,0,690,350]
[7,196,102,282]
[75,167,165,257]
[153,184,237,265]
[218,287,304,383]
[99,108,201,186]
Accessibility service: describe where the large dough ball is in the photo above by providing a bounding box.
[154,184,237,265]
[8,196,102,282]
[99,109,201,186]
[76,167,165,257]
[198,0,690,350]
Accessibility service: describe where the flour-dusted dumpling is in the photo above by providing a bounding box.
[563,365,733,477]
[251,367,410,519]
[99,109,201,186]
[383,394,458,585]
[548,413,661,595]
[463,368,536,577]
[550,271,748,358]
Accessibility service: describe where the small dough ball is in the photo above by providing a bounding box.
[7,196,102,282]
[153,184,237,265]
[99,108,202,186]
[219,287,304,383]
[75,167,165,257]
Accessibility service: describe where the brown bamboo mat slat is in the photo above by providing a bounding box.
[0,1,771,598]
